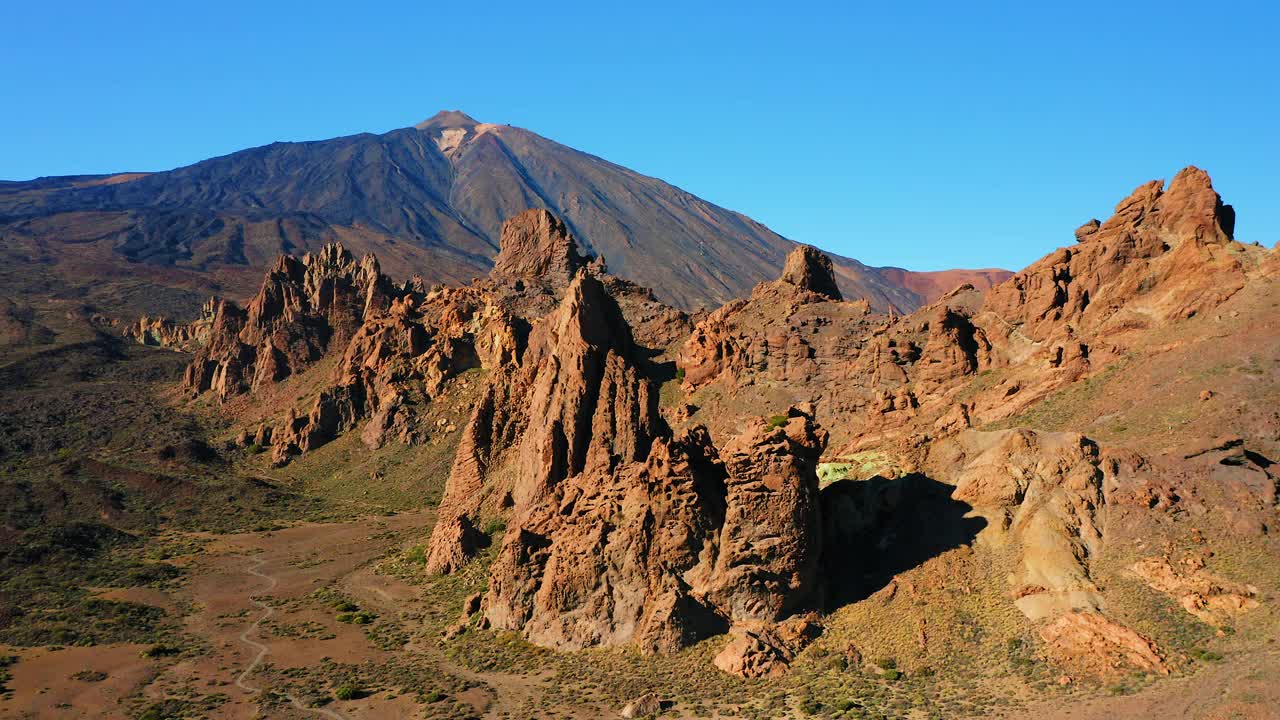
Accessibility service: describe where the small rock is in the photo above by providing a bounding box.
[1199,389,1215,401]
[619,692,663,718]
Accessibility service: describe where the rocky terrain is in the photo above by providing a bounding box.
[0,111,1007,319]
[1,166,1277,719]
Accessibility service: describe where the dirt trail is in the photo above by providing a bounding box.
[235,555,349,720]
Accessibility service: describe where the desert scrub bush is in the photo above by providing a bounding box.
[333,684,366,700]
[768,414,789,429]
[337,611,377,625]
[136,699,189,719]
[483,518,507,535]
[332,600,359,612]
[1189,648,1224,662]
[0,654,17,694]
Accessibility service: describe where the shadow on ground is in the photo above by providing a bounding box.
[820,473,986,609]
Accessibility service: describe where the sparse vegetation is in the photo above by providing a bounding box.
[333,683,366,701]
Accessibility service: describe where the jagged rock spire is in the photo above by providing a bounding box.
[491,209,592,286]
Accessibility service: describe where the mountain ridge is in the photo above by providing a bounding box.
[0,111,1009,315]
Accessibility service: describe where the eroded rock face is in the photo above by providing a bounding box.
[182,243,394,400]
[680,168,1272,462]
[705,410,826,623]
[490,208,594,286]
[1130,557,1259,625]
[477,407,826,659]
[170,210,654,466]
[426,265,828,665]
[929,429,1110,620]
[124,297,219,352]
[780,245,843,300]
[1039,611,1168,677]
[426,272,662,574]
[984,166,1243,348]
[679,245,861,394]
[712,615,823,679]
[267,287,516,465]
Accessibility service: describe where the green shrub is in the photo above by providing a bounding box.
[1190,648,1224,662]
[337,611,377,625]
[333,601,358,612]
[334,684,365,701]
[483,518,507,535]
[882,668,902,682]
[767,414,788,429]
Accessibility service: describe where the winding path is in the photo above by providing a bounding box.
[236,555,350,720]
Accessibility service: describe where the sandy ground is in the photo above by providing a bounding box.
[5,509,1275,719]
[1,644,158,719]
[1016,644,1280,720]
[2,513,427,719]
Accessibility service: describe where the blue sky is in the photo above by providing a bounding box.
[2,1,1276,271]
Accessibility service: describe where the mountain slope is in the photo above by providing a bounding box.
[0,111,1008,314]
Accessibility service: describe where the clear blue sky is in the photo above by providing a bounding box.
[3,1,1276,271]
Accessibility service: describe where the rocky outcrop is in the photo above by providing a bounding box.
[704,409,826,622]
[1130,557,1259,625]
[426,262,828,669]
[182,243,394,400]
[177,210,668,466]
[124,297,219,352]
[477,406,826,663]
[679,245,861,393]
[712,615,823,678]
[490,209,595,286]
[680,168,1271,457]
[1039,611,1168,677]
[266,287,517,465]
[929,429,1111,620]
[426,271,662,572]
[983,166,1244,349]
[780,245,842,300]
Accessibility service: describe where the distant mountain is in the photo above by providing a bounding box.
[0,111,1008,315]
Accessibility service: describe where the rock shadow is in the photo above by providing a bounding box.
[819,472,986,609]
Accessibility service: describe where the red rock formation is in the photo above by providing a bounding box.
[1039,611,1168,677]
[182,243,393,400]
[712,615,823,678]
[927,429,1111,620]
[682,167,1269,457]
[426,265,828,666]
[780,245,843,300]
[490,208,595,286]
[124,297,219,352]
